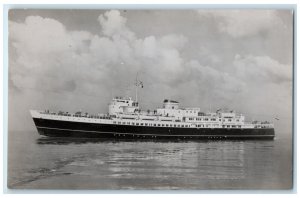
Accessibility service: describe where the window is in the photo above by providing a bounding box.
[140,123,144,126]
[158,124,160,126]
[113,121,116,124]
[122,122,125,124]
[132,122,135,125]
[136,123,139,126]
[145,123,148,126]
[237,119,239,122]
[204,118,208,121]
[162,124,164,127]
[118,122,121,124]
[185,125,188,127]
[181,125,184,127]
[228,119,232,122]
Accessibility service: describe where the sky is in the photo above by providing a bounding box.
[8,9,293,134]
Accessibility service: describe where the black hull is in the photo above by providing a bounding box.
[32,118,275,140]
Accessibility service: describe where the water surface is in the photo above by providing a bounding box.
[8,130,293,190]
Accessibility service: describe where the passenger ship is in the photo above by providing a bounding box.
[30,91,275,140]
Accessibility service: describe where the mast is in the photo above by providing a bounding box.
[134,72,143,102]
[135,73,138,102]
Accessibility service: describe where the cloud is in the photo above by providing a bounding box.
[9,16,95,94]
[10,16,73,55]
[98,10,135,40]
[197,10,282,37]
[9,10,192,102]
[231,54,292,119]
[186,60,243,92]
[234,54,292,84]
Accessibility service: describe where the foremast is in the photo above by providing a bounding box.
[134,72,143,103]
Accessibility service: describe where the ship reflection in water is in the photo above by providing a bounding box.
[37,137,247,181]
[8,135,288,190]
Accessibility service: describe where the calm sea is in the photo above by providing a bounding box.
[7,129,293,190]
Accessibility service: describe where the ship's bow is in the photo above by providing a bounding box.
[30,110,45,135]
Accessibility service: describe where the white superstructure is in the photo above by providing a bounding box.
[108,97,271,129]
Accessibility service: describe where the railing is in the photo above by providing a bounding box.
[255,123,274,128]
[244,121,274,129]
[40,110,111,120]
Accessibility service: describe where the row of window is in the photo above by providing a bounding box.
[196,124,218,127]
[188,117,240,122]
[46,113,111,119]
[116,100,129,103]
[188,117,216,121]
[46,116,112,123]
[222,125,242,128]
[163,110,199,114]
[114,121,191,128]
[113,121,242,128]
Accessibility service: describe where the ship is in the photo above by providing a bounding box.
[30,81,275,140]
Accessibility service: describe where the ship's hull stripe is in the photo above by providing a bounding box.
[36,126,274,137]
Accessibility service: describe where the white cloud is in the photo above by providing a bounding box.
[197,10,282,37]
[231,54,292,119]
[138,36,158,58]
[186,60,244,97]
[10,16,72,55]
[98,10,135,41]
[9,10,192,97]
[234,54,292,83]
[159,34,187,50]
